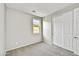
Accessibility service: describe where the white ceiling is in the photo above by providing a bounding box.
[6,3,73,17]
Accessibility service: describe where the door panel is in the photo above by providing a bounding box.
[73,8,79,55]
[53,11,73,51]
[62,11,73,51]
[53,16,64,48]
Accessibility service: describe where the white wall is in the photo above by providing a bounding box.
[0,4,5,56]
[6,8,42,51]
[43,15,52,45]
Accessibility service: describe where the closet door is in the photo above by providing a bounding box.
[53,15,64,47]
[62,11,73,51]
[73,8,79,55]
[53,11,73,51]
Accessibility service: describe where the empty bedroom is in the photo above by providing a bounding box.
[0,3,79,56]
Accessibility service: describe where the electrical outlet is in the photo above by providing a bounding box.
[16,42,18,45]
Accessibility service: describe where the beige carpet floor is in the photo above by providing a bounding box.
[6,42,77,56]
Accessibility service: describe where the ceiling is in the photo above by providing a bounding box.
[6,3,73,17]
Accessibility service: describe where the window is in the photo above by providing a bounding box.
[32,17,41,34]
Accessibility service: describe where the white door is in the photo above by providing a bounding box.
[53,11,73,51]
[53,15,64,48]
[62,11,73,51]
[73,8,79,55]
